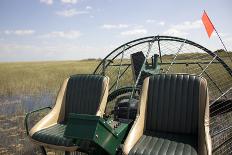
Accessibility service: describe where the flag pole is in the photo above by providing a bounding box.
[213,28,232,61]
[204,10,232,61]
[214,29,228,51]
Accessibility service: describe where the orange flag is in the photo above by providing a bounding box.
[202,11,215,38]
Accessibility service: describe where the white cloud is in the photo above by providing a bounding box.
[163,20,202,37]
[163,28,188,37]
[101,24,129,30]
[4,30,35,36]
[225,36,232,42]
[171,20,202,31]
[61,0,78,4]
[146,19,165,26]
[86,6,92,10]
[56,9,89,17]
[0,42,113,61]
[41,30,81,39]
[146,19,156,23]
[158,21,165,26]
[120,29,147,36]
[40,0,53,5]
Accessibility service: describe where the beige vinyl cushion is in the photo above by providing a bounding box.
[198,78,212,155]
[123,77,149,154]
[29,78,69,137]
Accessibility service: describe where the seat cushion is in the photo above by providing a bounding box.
[129,134,197,155]
[31,124,75,147]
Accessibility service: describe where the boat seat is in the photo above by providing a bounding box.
[32,124,73,147]
[123,74,212,155]
[29,74,109,151]
[129,133,197,155]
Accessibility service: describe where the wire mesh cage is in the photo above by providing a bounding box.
[94,36,232,154]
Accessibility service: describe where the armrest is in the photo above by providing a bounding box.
[199,81,212,155]
[24,106,52,136]
[122,77,149,155]
[122,115,144,154]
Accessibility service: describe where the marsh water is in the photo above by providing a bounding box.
[0,93,55,115]
[0,93,57,155]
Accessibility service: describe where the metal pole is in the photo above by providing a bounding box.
[212,125,232,137]
[166,39,186,73]
[157,36,163,63]
[127,37,156,119]
[115,46,125,90]
[210,87,231,106]
[131,38,155,98]
[102,59,106,76]
[197,63,224,95]
[199,55,217,76]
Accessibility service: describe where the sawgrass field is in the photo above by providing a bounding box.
[0,60,100,97]
[0,51,231,97]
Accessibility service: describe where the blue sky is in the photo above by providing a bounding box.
[0,0,231,62]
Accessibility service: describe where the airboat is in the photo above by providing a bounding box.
[25,36,232,155]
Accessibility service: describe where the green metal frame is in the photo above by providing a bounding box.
[24,106,52,135]
[24,106,52,155]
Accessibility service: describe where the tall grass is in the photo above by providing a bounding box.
[0,60,100,96]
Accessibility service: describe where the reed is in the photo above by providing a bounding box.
[0,60,100,96]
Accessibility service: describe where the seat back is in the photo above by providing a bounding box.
[64,74,108,122]
[145,74,207,135]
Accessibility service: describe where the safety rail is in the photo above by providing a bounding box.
[24,106,52,135]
